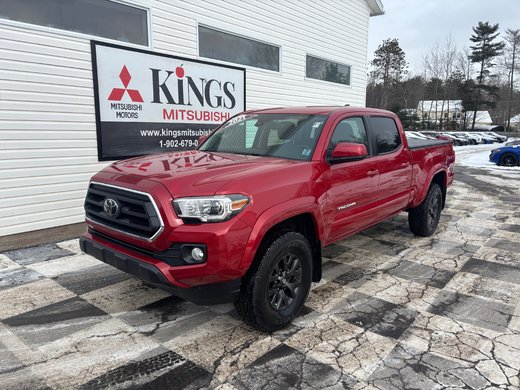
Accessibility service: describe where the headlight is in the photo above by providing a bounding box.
[173,195,249,222]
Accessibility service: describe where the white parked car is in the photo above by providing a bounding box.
[406,131,432,140]
[483,132,507,142]
[452,132,476,145]
[475,132,497,144]
[459,132,483,144]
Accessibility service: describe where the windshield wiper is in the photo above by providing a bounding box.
[241,152,265,157]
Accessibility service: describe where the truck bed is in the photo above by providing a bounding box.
[407,138,452,149]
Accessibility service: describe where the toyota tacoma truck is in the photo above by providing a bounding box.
[80,106,455,331]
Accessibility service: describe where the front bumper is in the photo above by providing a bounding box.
[79,236,241,305]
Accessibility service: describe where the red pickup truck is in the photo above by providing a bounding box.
[80,106,455,331]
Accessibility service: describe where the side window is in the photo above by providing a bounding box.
[371,117,402,154]
[329,117,368,148]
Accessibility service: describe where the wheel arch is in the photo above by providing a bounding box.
[240,205,323,283]
[413,168,448,210]
[430,170,447,209]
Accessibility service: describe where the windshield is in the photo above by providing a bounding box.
[199,113,327,161]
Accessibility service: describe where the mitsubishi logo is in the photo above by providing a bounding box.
[103,198,120,218]
[108,65,144,102]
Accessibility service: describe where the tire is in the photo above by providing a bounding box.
[408,183,443,237]
[499,153,519,167]
[234,232,313,332]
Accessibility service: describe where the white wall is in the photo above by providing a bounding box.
[0,0,371,236]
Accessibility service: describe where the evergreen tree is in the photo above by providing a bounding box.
[467,22,505,129]
[370,38,408,109]
[504,29,520,131]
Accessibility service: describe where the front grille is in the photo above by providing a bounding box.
[85,182,163,241]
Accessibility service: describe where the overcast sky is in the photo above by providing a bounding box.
[367,0,520,73]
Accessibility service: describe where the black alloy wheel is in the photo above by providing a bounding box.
[427,192,441,230]
[408,183,443,237]
[267,252,302,311]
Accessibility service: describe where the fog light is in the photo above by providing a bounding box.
[191,247,205,262]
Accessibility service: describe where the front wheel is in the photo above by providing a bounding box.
[499,153,519,167]
[234,232,313,332]
[408,183,443,237]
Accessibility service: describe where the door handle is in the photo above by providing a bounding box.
[367,169,379,177]
[400,162,410,168]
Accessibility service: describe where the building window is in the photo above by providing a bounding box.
[198,25,280,71]
[0,0,149,46]
[306,55,351,85]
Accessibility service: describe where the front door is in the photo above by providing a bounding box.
[323,116,380,243]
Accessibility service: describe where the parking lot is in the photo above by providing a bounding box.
[1,145,520,389]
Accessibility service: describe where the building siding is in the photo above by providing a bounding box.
[0,0,371,236]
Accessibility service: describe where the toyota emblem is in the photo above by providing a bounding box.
[103,198,120,218]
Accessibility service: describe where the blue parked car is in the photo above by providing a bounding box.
[489,145,520,167]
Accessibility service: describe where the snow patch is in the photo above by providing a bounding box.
[455,140,520,174]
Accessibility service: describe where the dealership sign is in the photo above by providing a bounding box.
[91,41,246,160]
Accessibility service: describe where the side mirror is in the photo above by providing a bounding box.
[329,142,368,163]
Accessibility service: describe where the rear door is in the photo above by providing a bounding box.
[323,116,380,243]
[368,116,413,216]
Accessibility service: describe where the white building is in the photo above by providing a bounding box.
[0,0,384,243]
[509,114,520,131]
[416,100,492,127]
[416,100,463,122]
[464,111,493,126]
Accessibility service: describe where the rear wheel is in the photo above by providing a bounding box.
[234,232,312,332]
[499,153,518,167]
[408,183,443,237]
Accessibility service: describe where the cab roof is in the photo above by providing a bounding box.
[243,106,393,116]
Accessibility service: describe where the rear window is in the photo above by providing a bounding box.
[370,117,402,154]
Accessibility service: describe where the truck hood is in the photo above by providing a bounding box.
[103,150,305,198]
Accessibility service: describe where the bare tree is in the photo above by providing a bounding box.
[456,47,474,81]
[441,36,458,80]
[365,28,520,131]
[440,36,457,129]
[422,36,458,129]
[504,29,520,131]
[423,43,442,127]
